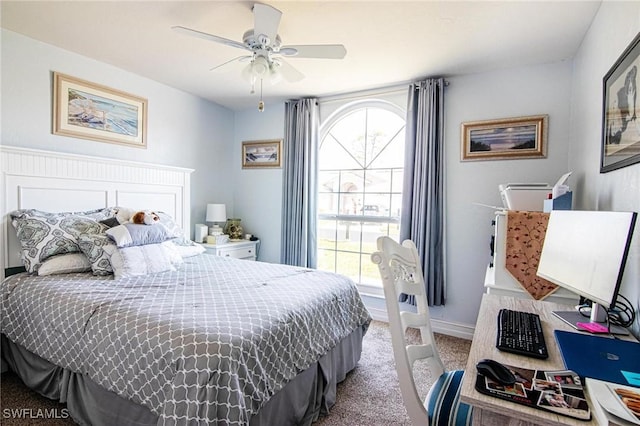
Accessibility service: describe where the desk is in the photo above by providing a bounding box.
[460,294,635,426]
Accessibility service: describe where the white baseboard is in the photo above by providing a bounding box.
[365,301,476,341]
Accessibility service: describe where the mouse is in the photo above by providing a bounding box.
[475,359,516,385]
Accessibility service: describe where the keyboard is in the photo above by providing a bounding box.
[496,309,549,359]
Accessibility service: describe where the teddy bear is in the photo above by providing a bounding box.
[115,207,136,224]
[114,207,159,225]
[130,210,160,225]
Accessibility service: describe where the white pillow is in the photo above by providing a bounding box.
[161,241,185,265]
[37,253,91,276]
[104,243,177,280]
[165,241,206,258]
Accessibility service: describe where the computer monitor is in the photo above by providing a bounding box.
[537,210,637,328]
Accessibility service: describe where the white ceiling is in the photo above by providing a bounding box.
[1,1,602,111]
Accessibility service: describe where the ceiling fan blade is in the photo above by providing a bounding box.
[172,26,249,51]
[274,59,305,83]
[280,44,347,59]
[253,3,282,44]
[210,55,252,72]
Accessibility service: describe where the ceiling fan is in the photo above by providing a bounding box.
[173,3,347,111]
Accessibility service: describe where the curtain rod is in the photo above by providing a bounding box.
[319,84,407,104]
[319,78,450,104]
[414,79,450,88]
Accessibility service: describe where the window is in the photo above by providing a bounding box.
[318,101,405,295]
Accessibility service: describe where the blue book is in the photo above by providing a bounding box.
[555,330,640,387]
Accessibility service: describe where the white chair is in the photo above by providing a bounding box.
[371,236,473,426]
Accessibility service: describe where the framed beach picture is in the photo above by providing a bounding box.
[461,115,548,161]
[242,139,282,168]
[53,72,147,148]
[601,32,640,173]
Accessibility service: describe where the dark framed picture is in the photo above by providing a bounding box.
[242,139,282,168]
[53,72,147,148]
[461,115,548,161]
[601,32,640,173]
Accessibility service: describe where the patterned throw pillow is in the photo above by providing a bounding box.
[10,208,113,273]
[77,233,116,276]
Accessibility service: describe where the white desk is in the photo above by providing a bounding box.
[460,294,636,426]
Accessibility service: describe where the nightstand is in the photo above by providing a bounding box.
[199,240,259,261]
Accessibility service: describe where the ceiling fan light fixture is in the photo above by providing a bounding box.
[241,63,257,85]
[269,61,283,85]
[252,56,270,77]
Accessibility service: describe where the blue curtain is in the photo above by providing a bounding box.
[280,98,318,267]
[399,78,446,306]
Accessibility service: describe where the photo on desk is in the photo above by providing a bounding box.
[538,392,589,417]
[475,363,591,420]
[532,379,562,394]
[485,378,526,397]
[510,366,534,390]
[544,370,582,390]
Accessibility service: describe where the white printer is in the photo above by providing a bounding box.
[499,183,551,211]
[498,172,572,211]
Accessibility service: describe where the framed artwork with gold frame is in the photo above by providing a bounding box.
[242,139,282,168]
[461,115,548,161]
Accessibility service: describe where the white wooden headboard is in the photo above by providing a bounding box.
[1,146,193,279]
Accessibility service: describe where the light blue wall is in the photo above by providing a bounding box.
[568,1,640,337]
[1,29,236,235]
[233,104,285,263]
[440,61,573,328]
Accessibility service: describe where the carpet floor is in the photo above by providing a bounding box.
[0,320,471,425]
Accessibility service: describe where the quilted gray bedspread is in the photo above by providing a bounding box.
[1,254,371,425]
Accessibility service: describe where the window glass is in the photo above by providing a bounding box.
[318,102,405,291]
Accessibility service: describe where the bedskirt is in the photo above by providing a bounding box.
[2,325,364,426]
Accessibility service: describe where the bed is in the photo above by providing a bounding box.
[0,147,371,425]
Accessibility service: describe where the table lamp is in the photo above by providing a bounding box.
[206,203,227,236]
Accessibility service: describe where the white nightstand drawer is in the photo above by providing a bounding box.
[221,246,255,260]
[199,240,258,261]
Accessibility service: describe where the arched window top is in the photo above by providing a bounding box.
[320,99,405,138]
[320,100,406,171]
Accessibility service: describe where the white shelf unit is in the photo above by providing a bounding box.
[485,211,579,306]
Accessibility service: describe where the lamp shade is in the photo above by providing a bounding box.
[206,204,227,222]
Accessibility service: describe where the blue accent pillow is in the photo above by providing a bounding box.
[106,223,175,248]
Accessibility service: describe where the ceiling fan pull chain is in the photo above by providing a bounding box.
[258,79,265,112]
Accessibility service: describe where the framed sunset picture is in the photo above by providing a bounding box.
[461,115,548,161]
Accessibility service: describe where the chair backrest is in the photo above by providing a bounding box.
[371,236,445,425]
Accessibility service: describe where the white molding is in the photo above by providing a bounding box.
[1,146,193,279]
[1,146,193,185]
[363,297,475,341]
[431,319,475,341]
